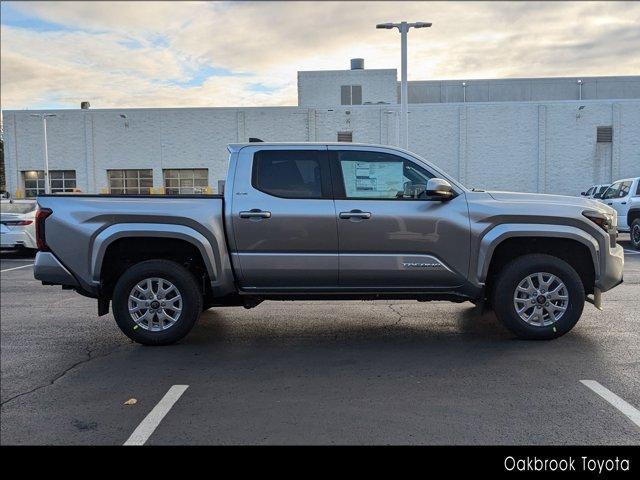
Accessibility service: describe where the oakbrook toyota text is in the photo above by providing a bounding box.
[504,456,631,473]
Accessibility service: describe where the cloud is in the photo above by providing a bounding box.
[1,1,638,109]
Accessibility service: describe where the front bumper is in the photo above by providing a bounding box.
[596,243,624,292]
[33,251,79,288]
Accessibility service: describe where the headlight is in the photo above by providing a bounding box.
[582,210,616,232]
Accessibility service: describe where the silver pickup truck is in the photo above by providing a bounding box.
[34,143,624,345]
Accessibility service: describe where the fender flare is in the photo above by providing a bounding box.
[90,223,218,284]
[476,223,600,285]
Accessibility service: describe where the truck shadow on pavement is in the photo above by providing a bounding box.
[172,303,601,359]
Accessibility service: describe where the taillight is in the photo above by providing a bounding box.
[2,220,33,226]
[35,206,53,251]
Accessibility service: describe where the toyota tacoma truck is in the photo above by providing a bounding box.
[33,143,624,345]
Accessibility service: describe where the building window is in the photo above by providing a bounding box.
[22,170,46,197]
[163,169,208,195]
[21,170,76,197]
[49,170,76,193]
[341,85,362,105]
[337,131,353,142]
[108,169,153,194]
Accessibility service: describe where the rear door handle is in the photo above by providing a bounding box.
[339,210,371,219]
[240,209,271,219]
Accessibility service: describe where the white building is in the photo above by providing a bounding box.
[2,59,639,198]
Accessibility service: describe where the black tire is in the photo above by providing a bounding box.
[631,218,640,251]
[112,259,202,346]
[492,254,585,340]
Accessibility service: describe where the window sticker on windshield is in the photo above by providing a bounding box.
[341,161,404,198]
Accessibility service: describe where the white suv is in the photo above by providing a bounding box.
[598,177,640,233]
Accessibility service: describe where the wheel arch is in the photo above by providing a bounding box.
[91,223,217,284]
[477,224,599,294]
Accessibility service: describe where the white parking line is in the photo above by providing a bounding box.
[580,380,640,428]
[623,249,640,255]
[124,385,189,446]
[0,263,34,273]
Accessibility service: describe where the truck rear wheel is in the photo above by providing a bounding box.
[492,254,585,340]
[112,259,202,345]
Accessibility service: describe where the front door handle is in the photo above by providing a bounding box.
[240,209,271,219]
[621,202,626,205]
[339,210,371,220]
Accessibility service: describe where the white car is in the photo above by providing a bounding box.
[598,177,640,233]
[581,184,610,199]
[0,200,37,250]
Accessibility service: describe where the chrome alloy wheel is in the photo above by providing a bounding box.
[513,272,569,327]
[128,277,182,331]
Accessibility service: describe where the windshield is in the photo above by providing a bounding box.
[0,202,36,214]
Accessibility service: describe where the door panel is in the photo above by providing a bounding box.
[330,148,470,288]
[335,197,470,287]
[231,147,339,288]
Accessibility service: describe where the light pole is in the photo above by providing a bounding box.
[377,21,431,149]
[30,113,56,194]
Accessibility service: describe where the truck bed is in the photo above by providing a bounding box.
[36,194,233,297]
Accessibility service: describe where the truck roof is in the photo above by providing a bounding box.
[226,141,399,153]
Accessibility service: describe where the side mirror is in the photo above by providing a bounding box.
[580,192,587,196]
[425,178,454,200]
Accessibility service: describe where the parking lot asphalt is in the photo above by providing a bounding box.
[1,240,639,445]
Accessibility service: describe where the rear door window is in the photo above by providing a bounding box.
[252,150,330,199]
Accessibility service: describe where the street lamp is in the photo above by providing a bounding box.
[30,113,57,194]
[377,21,431,149]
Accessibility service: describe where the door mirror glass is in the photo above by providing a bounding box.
[580,191,587,196]
[425,178,454,200]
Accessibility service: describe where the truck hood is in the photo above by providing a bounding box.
[486,191,615,214]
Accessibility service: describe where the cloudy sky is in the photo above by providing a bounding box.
[1,1,638,110]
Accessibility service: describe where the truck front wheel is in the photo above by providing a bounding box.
[112,259,202,345]
[631,218,640,250]
[492,254,585,340]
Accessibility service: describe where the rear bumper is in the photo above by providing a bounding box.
[596,243,624,292]
[0,230,36,249]
[33,251,79,288]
